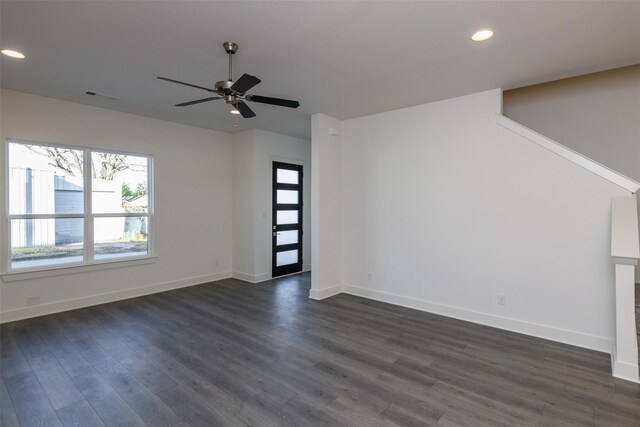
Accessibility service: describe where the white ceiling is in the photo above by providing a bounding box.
[1,1,639,139]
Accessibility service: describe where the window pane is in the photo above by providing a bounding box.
[8,142,84,215]
[277,168,298,184]
[92,152,148,214]
[277,210,298,225]
[276,230,298,246]
[277,190,298,204]
[94,217,148,260]
[11,218,84,269]
[276,250,298,267]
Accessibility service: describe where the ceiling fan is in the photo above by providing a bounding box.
[157,42,300,118]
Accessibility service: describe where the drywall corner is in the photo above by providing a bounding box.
[310,114,343,298]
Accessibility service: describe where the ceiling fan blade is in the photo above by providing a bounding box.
[236,101,256,118]
[157,77,215,93]
[175,97,222,107]
[231,73,261,93]
[247,95,300,108]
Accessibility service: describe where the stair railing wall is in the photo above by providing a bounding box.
[611,194,640,383]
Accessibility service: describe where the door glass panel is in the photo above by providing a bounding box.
[277,169,298,184]
[276,230,298,246]
[277,190,298,204]
[277,210,298,225]
[276,249,298,267]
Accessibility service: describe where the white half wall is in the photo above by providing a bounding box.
[0,89,234,322]
[232,129,311,282]
[331,88,630,352]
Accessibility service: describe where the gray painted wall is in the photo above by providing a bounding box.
[504,65,640,182]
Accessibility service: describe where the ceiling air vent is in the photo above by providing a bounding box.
[85,91,119,100]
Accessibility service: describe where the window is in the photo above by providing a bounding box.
[6,140,153,271]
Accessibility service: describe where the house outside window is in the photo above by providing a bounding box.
[5,140,153,271]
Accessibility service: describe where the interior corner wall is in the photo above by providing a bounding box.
[232,129,311,283]
[310,114,342,299]
[503,64,640,182]
[339,88,629,352]
[0,89,234,322]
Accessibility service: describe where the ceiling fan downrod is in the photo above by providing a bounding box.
[223,42,238,82]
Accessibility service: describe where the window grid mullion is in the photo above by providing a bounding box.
[84,149,94,263]
[147,157,154,256]
[4,141,11,274]
[8,214,85,220]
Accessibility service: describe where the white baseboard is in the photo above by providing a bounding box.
[309,284,342,300]
[342,284,613,354]
[0,271,232,324]
[233,271,262,283]
[232,271,271,283]
[233,269,311,284]
[255,272,271,283]
[611,348,640,383]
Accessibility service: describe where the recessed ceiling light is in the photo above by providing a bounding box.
[471,30,494,42]
[230,108,241,115]
[1,49,25,59]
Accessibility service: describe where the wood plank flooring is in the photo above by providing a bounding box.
[1,273,639,426]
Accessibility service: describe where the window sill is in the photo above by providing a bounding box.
[1,256,158,282]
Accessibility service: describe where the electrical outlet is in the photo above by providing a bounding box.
[215,259,220,267]
[497,294,506,306]
[27,296,40,306]
[367,273,372,281]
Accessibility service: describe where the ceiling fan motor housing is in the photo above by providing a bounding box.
[215,80,234,94]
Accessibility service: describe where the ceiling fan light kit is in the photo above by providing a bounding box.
[157,42,300,119]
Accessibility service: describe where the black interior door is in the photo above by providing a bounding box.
[272,161,303,278]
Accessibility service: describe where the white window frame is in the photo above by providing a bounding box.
[3,139,155,277]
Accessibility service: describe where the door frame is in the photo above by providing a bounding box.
[271,161,304,277]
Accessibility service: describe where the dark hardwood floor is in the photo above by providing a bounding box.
[2,273,639,426]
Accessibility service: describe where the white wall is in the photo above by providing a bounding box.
[0,89,234,321]
[232,129,311,282]
[504,65,640,182]
[333,89,630,352]
[310,114,343,299]
[232,130,258,280]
